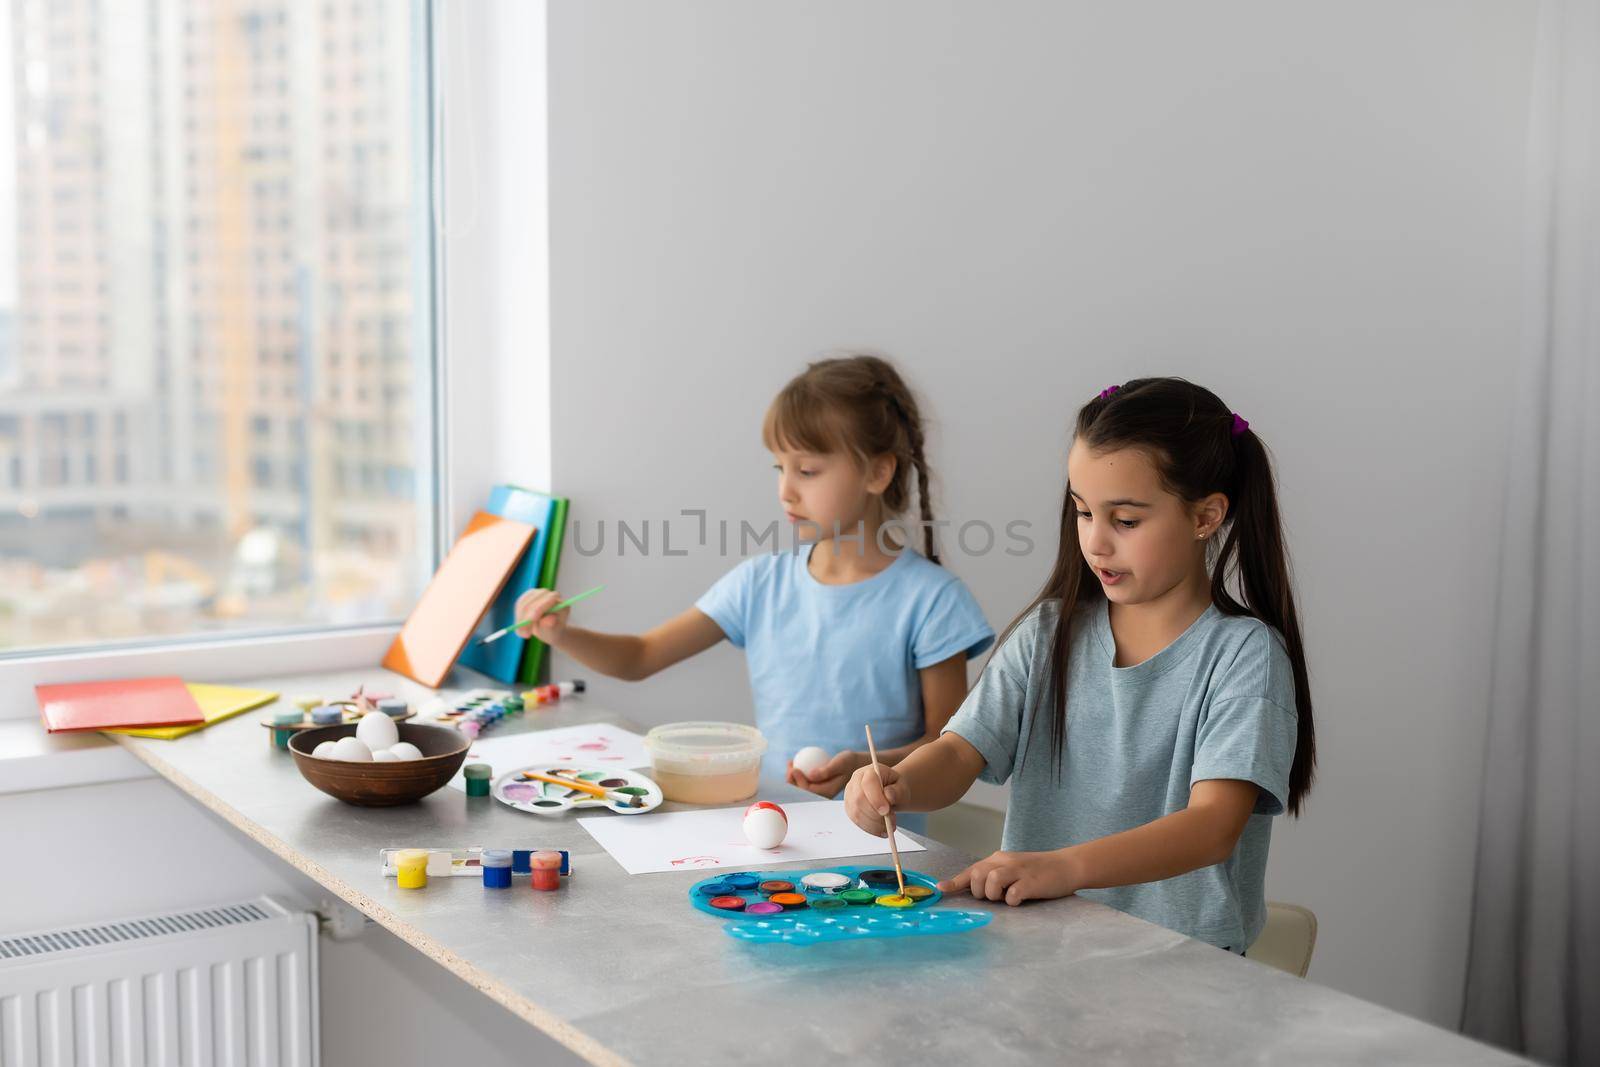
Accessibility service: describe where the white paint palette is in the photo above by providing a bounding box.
[493,765,664,817]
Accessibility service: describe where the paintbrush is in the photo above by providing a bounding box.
[864,724,908,898]
[476,585,605,645]
[520,769,644,808]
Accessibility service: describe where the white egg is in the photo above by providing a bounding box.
[372,749,400,763]
[355,711,399,752]
[388,741,423,761]
[331,736,373,762]
[312,740,340,760]
[792,746,830,777]
[742,802,788,850]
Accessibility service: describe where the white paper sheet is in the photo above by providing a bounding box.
[577,799,926,875]
[445,722,653,792]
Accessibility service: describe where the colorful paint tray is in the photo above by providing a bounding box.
[494,765,663,817]
[726,909,991,945]
[434,688,516,721]
[260,705,416,736]
[687,865,991,944]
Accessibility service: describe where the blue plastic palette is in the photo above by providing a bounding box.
[726,908,991,945]
[687,865,992,945]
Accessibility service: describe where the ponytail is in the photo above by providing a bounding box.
[886,385,940,563]
[911,443,938,563]
[1212,428,1316,813]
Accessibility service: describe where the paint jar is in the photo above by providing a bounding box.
[271,709,303,750]
[292,695,323,712]
[529,851,562,892]
[395,849,429,890]
[527,680,584,706]
[481,849,513,889]
[311,704,342,726]
[800,872,852,895]
[377,698,408,719]
[644,722,767,804]
[464,763,492,797]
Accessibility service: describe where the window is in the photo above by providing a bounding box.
[0,0,436,654]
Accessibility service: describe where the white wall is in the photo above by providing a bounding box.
[545,0,1538,1029]
[0,779,581,1065]
[439,0,553,536]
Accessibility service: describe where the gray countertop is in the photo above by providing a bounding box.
[109,667,1519,1066]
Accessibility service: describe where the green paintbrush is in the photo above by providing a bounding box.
[475,585,605,645]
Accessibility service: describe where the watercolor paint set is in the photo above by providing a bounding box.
[431,680,587,741]
[688,864,992,945]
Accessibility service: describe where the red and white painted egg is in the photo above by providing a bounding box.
[742,801,788,850]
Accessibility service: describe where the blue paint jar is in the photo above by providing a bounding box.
[311,705,342,726]
[481,849,513,889]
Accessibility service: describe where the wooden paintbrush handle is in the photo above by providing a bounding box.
[521,770,640,807]
[521,771,608,798]
[864,725,908,898]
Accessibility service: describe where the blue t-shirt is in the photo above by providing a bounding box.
[944,598,1297,952]
[696,547,995,782]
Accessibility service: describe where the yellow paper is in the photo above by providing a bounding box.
[105,683,279,740]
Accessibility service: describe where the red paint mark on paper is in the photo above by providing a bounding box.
[577,742,607,751]
[669,856,722,868]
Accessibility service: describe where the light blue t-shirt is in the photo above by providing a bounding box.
[696,547,995,785]
[944,598,1297,952]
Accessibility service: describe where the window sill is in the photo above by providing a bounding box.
[0,625,398,792]
[0,625,398,723]
[0,721,152,795]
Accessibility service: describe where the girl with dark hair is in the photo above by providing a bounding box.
[515,354,993,797]
[844,377,1313,953]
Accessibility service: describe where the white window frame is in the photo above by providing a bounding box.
[0,0,551,719]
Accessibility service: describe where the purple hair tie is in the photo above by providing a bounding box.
[1230,413,1250,437]
[1098,385,1121,400]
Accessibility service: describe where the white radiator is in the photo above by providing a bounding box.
[0,897,318,1067]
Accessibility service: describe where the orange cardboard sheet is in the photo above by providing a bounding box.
[381,511,535,688]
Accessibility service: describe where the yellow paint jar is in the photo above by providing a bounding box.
[395,849,429,889]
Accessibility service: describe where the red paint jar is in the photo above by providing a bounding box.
[529,850,562,891]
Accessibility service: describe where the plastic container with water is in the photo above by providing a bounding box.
[644,721,767,804]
